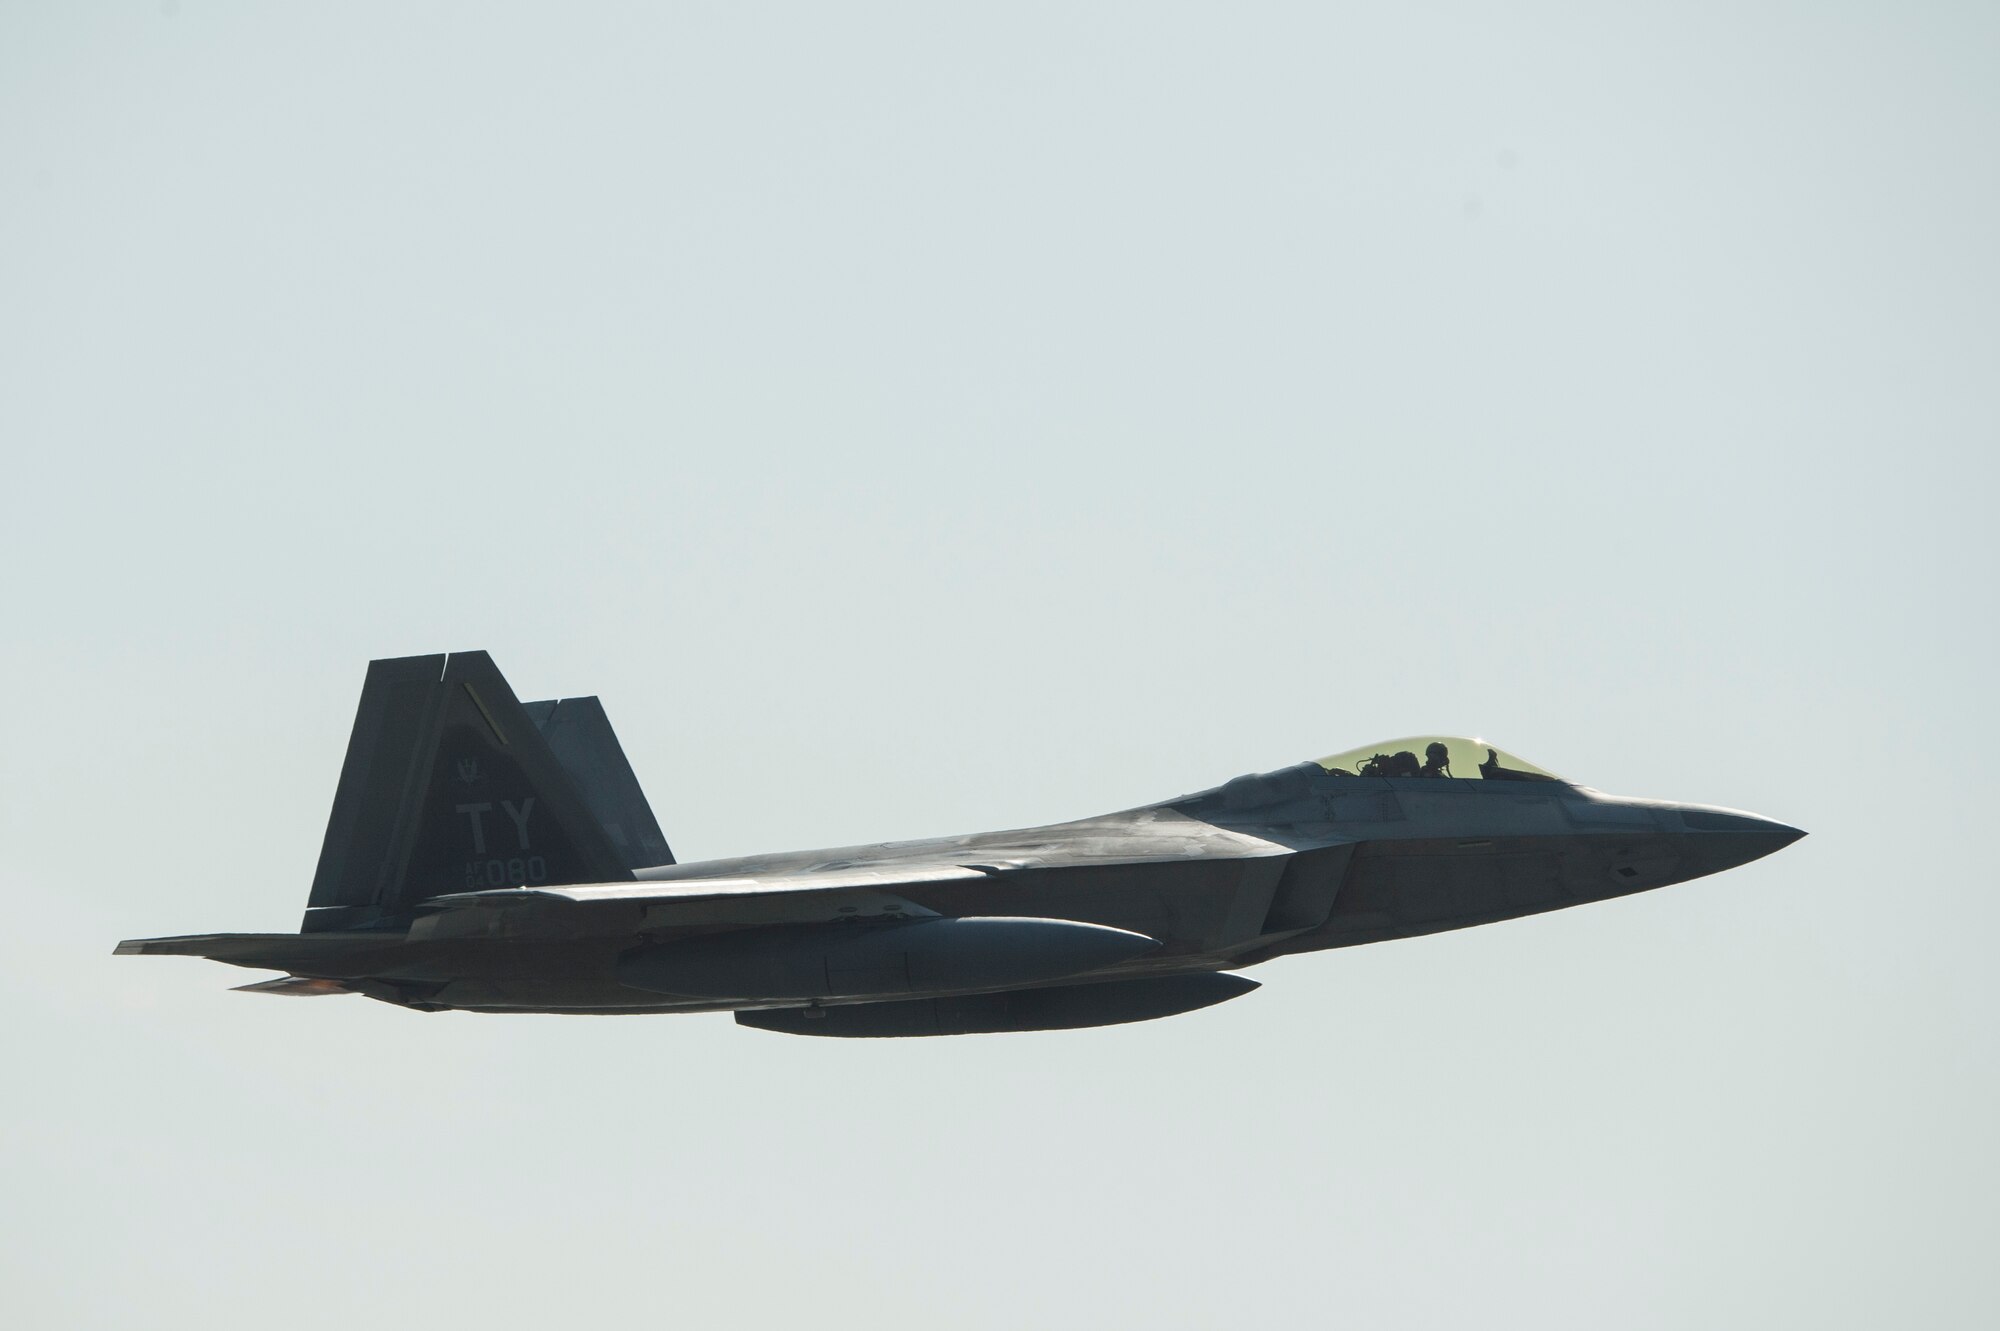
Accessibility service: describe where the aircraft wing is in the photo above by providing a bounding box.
[428,862,989,906]
[408,863,988,934]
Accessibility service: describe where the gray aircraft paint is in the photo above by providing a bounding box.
[116,653,1803,1034]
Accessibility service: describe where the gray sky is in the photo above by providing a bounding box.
[3,4,1995,1327]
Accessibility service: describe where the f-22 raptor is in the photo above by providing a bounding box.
[118,652,1804,1036]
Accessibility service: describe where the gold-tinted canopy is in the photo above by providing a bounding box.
[1315,736,1564,783]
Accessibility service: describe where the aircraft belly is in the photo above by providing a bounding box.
[428,978,713,1011]
[736,972,1261,1037]
[366,937,626,982]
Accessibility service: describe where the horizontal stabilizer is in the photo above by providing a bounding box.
[231,976,357,997]
[117,933,324,958]
[114,932,394,972]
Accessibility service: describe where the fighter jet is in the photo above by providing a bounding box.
[117,651,1804,1036]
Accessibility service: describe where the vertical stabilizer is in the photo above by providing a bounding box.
[522,696,675,870]
[304,652,634,931]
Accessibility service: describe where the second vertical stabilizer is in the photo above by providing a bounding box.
[521,696,674,870]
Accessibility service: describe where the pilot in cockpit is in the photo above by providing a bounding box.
[1419,742,1453,778]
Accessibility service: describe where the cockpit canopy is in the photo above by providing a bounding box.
[1316,736,1564,783]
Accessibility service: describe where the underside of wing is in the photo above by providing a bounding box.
[735,971,1260,1037]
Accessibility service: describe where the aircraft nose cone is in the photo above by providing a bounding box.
[1678,807,1806,873]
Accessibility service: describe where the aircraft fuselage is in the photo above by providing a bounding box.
[115,655,1802,1035]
